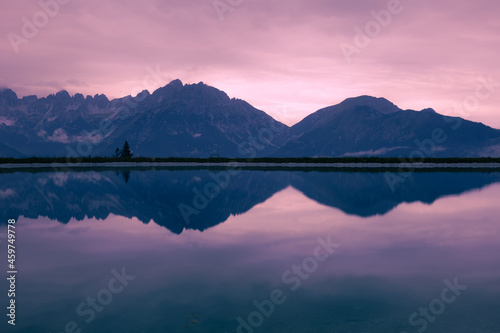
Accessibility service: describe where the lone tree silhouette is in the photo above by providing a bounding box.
[120,141,133,158]
[114,147,120,158]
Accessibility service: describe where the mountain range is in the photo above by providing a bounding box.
[1,80,500,158]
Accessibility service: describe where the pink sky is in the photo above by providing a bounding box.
[1,0,499,127]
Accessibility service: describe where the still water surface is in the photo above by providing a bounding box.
[1,169,499,332]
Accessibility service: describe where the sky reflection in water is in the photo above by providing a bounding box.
[1,170,500,333]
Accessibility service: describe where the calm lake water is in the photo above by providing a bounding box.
[1,168,500,332]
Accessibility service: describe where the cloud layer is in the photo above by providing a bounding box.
[1,0,499,127]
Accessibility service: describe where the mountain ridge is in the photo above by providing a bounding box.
[1,80,499,158]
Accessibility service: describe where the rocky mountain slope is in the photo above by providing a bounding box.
[1,82,499,158]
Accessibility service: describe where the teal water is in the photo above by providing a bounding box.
[1,169,499,332]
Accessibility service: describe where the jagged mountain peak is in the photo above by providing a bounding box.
[421,108,437,113]
[0,88,19,107]
[55,90,71,99]
[168,78,183,87]
[135,89,150,99]
[151,79,184,98]
[150,79,232,107]
[21,95,37,104]
[0,87,17,95]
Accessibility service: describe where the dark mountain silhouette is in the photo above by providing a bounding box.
[274,96,500,157]
[2,168,499,234]
[290,171,500,217]
[0,82,288,158]
[1,84,500,158]
[0,169,289,234]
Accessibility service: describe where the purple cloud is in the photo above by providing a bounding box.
[0,0,499,127]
